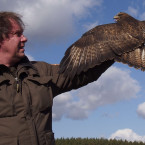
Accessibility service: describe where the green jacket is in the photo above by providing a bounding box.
[0,57,113,145]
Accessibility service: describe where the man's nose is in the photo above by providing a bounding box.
[21,35,27,42]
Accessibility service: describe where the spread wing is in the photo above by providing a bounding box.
[115,45,145,70]
[59,12,145,79]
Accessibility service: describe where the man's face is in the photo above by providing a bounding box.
[0,19,27,64]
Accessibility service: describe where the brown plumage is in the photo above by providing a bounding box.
[59,12,145,79]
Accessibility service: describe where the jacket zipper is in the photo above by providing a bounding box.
[16,65,40,145]
[9,73,19,116]
[15,77,20,92]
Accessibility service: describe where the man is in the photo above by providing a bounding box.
[0,12,113,145]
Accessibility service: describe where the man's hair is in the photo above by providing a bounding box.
[0,11,25,42]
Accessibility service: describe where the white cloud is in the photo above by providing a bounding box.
[127,6,138,17]
[53,66,140,120]
[25,53,35,61]
[53,92,74,120]
[126,4,145,20]
[139,12,145,20]
[110,128,145,142]
[83,20,99,31]
[0,0,103,43]
[137,102,145,119]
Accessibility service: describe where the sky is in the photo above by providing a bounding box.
[2,0,145,142]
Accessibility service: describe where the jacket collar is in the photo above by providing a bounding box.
[0,56,39,78]
[16,56,40,77]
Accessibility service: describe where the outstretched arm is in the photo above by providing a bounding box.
[51,60,114,97]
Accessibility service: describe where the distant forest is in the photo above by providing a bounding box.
[55,138,145,145]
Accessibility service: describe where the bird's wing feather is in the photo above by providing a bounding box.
[59,22,143,79]
[115,45,145,70]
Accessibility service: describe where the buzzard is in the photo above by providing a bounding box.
[59,12,145,79]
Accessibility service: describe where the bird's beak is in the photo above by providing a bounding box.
[113,15,119,21]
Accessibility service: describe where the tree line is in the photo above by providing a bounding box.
[55,138,145,145]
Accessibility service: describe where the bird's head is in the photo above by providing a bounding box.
[114,12,129,22]
[114,12,138,23]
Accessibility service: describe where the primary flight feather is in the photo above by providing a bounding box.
[59,12,145,79]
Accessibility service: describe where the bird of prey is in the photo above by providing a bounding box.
[59,12,145,79]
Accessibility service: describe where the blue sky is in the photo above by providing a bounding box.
[2,0,145,142]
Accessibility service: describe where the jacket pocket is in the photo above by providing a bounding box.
[45,132,55,145]
[18,134,32,145]
[27,76,52,85]
[0,136,18,145]
[23,76,53,113]
[0,80,15,117]
[39,131,55,145]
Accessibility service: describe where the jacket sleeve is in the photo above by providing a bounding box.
[50,60,114,97]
